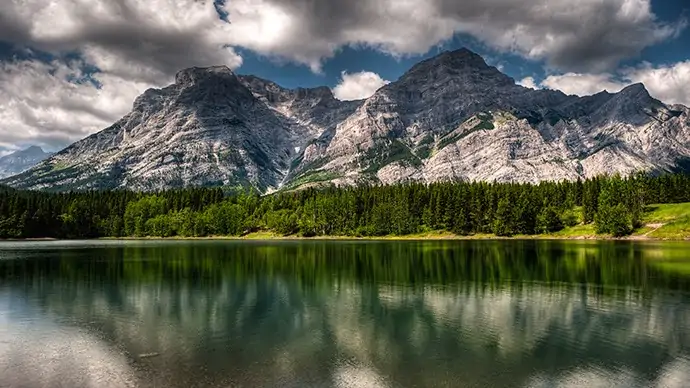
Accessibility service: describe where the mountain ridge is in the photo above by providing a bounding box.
[2,48,689,192]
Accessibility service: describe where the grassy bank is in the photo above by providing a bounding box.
[243,203,690,241]
[638,203,690,239]
[13,203,690,243]
[234,203,690,241]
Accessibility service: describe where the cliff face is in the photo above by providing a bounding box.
[4,49,690,192]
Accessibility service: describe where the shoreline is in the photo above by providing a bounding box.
[12,233,687,242]
[3,230,690,243]
[103,235,689,242]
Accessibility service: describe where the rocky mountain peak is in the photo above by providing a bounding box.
[174,66,235,87]
[239,75,336,103]
[20,146,46,156]
[2,50,690,192]
[295,86,335,101]
[406,48,496,75]
[172,66,258,110]
[395,47,515,92]
[616,82,654,102]
[0,146,52,179]
[438,47,490,67]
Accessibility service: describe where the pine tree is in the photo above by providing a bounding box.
[492,198,515,236]
[595,184,633,237]
[536,205,564,234]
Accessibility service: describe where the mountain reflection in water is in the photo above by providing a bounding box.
[0,240,689,387]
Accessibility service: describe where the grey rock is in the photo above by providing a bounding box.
[3,49,690,192]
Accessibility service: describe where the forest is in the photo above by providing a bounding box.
[1,173,690,240]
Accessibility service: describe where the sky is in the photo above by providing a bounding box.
[0,0,688,155]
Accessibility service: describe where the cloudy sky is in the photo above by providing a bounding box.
[0,0,688,154]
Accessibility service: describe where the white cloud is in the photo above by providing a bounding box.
[517,77,538,90]
[0,0,243,150]
[625,61,690,106]
[541,73,627,96]
[0,59,153,150]
[332,71,390,101]
[534,61,690,106]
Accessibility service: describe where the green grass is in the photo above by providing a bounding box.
[640,203,690,239]
[363,140,420,173]
[647,219,690,239]
[642,203,690,223]
[49,161,71,172]
[550,223,597,238]
[437,114,495,151]
[284,171,340,190]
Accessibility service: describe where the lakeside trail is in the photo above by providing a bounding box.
[644,223,666,236]
[626,223,666,241]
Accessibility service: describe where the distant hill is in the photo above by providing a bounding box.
[0,146,53,179]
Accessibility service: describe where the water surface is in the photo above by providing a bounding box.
[1,240,690,387]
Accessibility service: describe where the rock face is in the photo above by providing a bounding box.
[0,146,52,179]
[3,48,690,192]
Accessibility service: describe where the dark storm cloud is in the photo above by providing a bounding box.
[0,0,241,84]
[0,6,31,45]
[227,0,684,72]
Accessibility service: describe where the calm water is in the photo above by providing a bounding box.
[1,240,690,388]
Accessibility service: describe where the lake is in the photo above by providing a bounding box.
[1,240,690,387]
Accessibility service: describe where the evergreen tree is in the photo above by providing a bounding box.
[536,206,564,234]
[595,184,633,236]
[492,198,515,236]
[1,173,689,239]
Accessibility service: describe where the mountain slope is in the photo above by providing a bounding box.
[291,50,690,185]
[3,49,690,192]
[0,146,53,179]
[2,67,347,192]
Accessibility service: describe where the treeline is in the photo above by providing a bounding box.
[1,173,690,239]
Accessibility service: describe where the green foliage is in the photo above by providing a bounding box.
[285,171,340,190]
[595,183,634,237]
[363,140,421,173]
[438,114,495,151]
[596,204,633,237]
[124,196,168,236]
[2,173,690,239]
[537,206,564,234]
[560,209,579,227]
[265,209,299,236]
[492,198,515,236]
[473,120,495,130]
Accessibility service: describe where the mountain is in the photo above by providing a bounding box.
[3,48,690,192]
[0,146,53,179]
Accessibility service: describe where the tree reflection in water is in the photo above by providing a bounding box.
[0,240,689,387]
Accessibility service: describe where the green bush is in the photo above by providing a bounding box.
[537,206,564,233]
[560,209,579,227]
[596,204,633,237]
